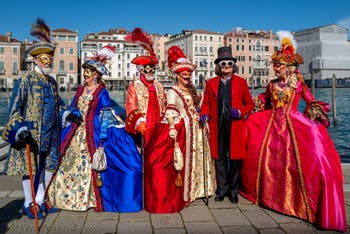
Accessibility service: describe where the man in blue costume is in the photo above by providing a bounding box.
[1,18,80,219]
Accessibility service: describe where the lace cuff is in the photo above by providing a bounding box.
[304,100,330,127]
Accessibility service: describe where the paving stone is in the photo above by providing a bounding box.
[190,198,209,206]
[58,209,88,218]
[119,210,149,222]
[154,228,186,234]
[0,191,10,198]
[211,208,250,226]
[151,213,184,229]
[243,210,278,229]
[8,190,24,198]
[345,205,350,228]
[81,219,117,234]
[118,221,152,234]
[279,222,317,233]
[86,209,119,220]
[0,176,22,191]
[264,209,304,223]
[184,221,221,233]
[208,197,238,209]
[237,203,261,211]
[222,225,258,234]
[259,228,285,234]
[48,217,85,234]
[7,215,48,233]
[181,205,214,222]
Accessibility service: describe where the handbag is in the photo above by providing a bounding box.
[92,146,107,171]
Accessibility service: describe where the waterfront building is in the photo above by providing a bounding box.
[51,28,79,91]
[80,28,141,91]
[23,28,79,91]
[151,33,171,79]
[0,32,24,89]
[224,27,279,87]
[165,29,224,87]
[295,24,350,87]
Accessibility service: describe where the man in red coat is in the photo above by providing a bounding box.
[200,46,254,204]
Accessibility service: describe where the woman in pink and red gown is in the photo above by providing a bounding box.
[240,31,346,232]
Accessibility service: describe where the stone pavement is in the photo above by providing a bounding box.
[1,165,350,234]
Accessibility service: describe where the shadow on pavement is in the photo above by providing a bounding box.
[0,199,24,233]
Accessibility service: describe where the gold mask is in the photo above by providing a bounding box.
[37,54,53,66]
[84,68,97,78]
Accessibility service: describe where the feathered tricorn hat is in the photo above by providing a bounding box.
[125,28,158,66]
[271,31,304,65]
[27,18,56,57]
[83,45,116,75]
[168,46,196,73]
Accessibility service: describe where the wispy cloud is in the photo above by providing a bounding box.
[337,17,350,30]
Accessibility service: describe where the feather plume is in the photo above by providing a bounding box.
[125,28,155,57]
[30,18,52,43]
[276,30,297,51]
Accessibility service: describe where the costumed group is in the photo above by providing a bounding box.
[1,19,346,232]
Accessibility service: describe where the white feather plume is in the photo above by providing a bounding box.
[276,30,297,50]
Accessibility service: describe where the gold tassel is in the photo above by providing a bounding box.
[96,172,102,187]
[175,171,183,187]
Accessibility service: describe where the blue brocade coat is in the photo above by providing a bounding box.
[2,72,65,175]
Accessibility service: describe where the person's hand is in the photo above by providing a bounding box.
[200,114,209,124]
[230,108,241,119]
[16,130,38,154]
[66,112,83,125]
[169,127,177,140]
[136,121,147,135]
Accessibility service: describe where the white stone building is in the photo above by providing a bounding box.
[165,30,224,88]
[295,24,350,87]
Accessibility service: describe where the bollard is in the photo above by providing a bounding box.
[311,72,315,95]
[331,74,337,126]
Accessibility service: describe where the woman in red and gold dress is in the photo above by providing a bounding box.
[240,31,346,232]
[144,46,216,213]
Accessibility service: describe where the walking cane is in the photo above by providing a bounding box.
[26,144,39,233]
[202,122,209,206]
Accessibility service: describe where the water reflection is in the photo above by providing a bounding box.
[0,88,349,161]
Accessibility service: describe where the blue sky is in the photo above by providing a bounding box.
[2,0,350,41]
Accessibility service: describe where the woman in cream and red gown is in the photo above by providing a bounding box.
[239,31,346,232]
[144,46,216,213]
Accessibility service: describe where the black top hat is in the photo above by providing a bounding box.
[214,46,237,64]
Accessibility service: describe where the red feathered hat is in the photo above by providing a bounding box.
[168,46,196,73]
[125,28,158,66]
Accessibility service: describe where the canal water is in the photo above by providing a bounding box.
[0,88,349,162]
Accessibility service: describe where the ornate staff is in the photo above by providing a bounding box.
[26,144,39,233]
[202,121,209,206]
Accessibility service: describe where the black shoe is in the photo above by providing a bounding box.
[215,194,225,201]
[228,194,238,204]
